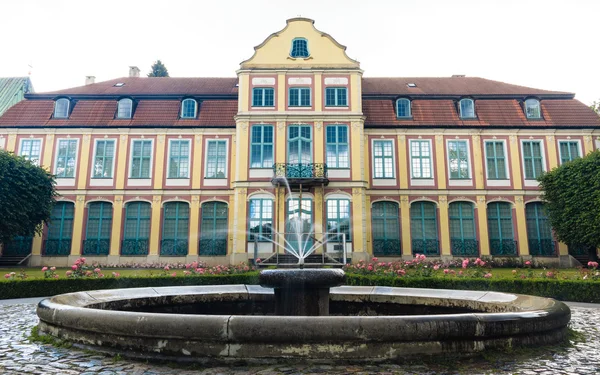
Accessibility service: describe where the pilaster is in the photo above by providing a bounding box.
[70,196,86,256]
[153,135,166,189]
[434,135,447,190]
[438,196,451,256]
[472,135,484,189]
[149,196,162,256]
[77,134,92,189]
[115,135,128,189]
[188,196,200,256]
[400,196,412,256]
[476,196,490,256]
[109,196,123,256]
[514,196,529,256]
[509,135,523,190]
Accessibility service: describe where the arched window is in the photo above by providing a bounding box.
[54,98,70,118]
[526,202,554,256]
[122,202,151,255]
[449,202,478,256]
[117,98,133,119]
[371,201,400,256]
[83,202,112,255]
[459,98,475,119]
[45,202,74,255]
[181,98,197,118]
[396,98,411,118]
[161,202,189,256]
[410,202,439,255]
[290,38,309,58]
[487,202,516,255]
[200,202,228,255]
[525,98,541,119]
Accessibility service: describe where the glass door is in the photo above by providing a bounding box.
[285,198,313,257]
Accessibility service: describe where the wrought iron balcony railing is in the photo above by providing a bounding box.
[528,239,557,256]
[272,163,328,185]
[44,239,72,256]
[160,239,188,256]
[489,239,518,256]
[3,236,33,256]
[373,239,401,256]
[121,239,149,256]
[412,239,440,256]
[199,239,227,256]
[450,239,479,257]
[82,239,110,256]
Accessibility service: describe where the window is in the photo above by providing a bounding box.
[200,202,228,256]
[326,125,349,168]
[326,199,351,242]
[396,98,411,118]
[205,140,227,178]
[559,141,580,164]
[459,99,475,118]
[525,99,541,119]
[122,202,151,255]
[449,202,478,256]
[161,202,189,256]
[130,140,152,178]
[289,87,311,107]
[168,140,190,178]
[526,202,554,256]
[447,140,469,179]
[410,140,432,178]
[248,199,273,242]
[325,87,347,107]
[181,99,197,118]
[371,201,400,256]
[410,202,439,255]
[55,139,78,178]
[19,139,42,165]
[117,98,133,119]
[286,198,313,254]
[485,141,507,179]
[522,141,544,179]
[45,202,74,256]
[373,140,394,178]
[83,202,112,255]
[250,125,273,168]
[92,140,115,178]
[252,88,274,107]
[290,38,309,58]
[487,202,516,256]
[54,98,69,118]
[288,125,312,164]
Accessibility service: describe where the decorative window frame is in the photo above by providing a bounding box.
[557,139,582,164]
[290,37,310,58]
[372,139,395,179]
[446,139,472,180]
[325,125,350,169]
[128,138,154,179]
[53,138,80,179]
[91,138,117,179]
[288,87,311,107]
[204,138,229,179]
[252,87,275,107]
[459,98,476,119]
[53,98,70,119]
[325,87,348,107]
[180,98,198,119]
[19,137,44,166]
[483,140,510,181]
[167,139,191,179]
[520,139,546,184]
[116,98,133,119]
[410,139,433,179]
[250,124,274,169]
[396,98,412,118]
[524,98,542,119]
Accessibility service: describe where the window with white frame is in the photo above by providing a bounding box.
[248,199,273,241]
[92,139,115,178]
[325,87,347,107]
[250,125,273,168]
[410,140,432,178]
[290,38,309,58]
[326,125,349,168]
[117,98,133,119]
[289,87,311,107]
[558,140,580,164]
[396,98,411,118]
[485,140,508,179]
[522,140,544,179]
[525,99,541,119]
[205,140,227,178]
[252,88,274,107]
[181,99,197,118]
[326,199,351,242]
[373,140,394,178]
[19,139,42,165]
[130,140,152,178]
[168,139,190,178]
[447,140,469,179]
[459,98,475,118]
[55,139,78,178]
[54,98,70,118]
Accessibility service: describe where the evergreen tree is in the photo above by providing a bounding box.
[147,60,169,77]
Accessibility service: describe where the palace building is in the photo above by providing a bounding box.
[0,18,599,267]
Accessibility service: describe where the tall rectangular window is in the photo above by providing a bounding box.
[55,139,78,178]
[410,140,432,178]
[326,199,351,242]
[92,140,115,178]
[559,141,580,164]
[447,140,469,179]
[325,87,347,107]
[168,140,190,178]
[83,202,112,255]
[326,125,349,168]
[373,140,394,178]
[522,141,544,179]
[289,87,311,107]
[130,140,152,178]
[248,199,273,241]
[206,140,227,178]
[250,125,273,168]
[485,141,507,179]
[252,88,274,107]
[20,139,42,165]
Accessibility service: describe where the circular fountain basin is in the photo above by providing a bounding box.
[36,285,570,363]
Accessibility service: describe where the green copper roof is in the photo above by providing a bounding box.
[0,77,33,117]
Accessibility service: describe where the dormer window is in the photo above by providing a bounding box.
[396,98,411,118]
[54,98,70,118]
[117,98,133,119]
[290,38,309,58]
[525,98,541,119]
[181,98,197,118]
[459,98,476,119]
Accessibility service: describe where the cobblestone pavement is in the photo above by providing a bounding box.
[1,302,599,375]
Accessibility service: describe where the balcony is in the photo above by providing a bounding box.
[44,239,71,256]
[121,239,149,256]
[451,239,479,257]
[82,239,110,255]
[373,239,401,256]
[272,163,329,187]
[160,239,189,256]
[528,239,557,256]
[489,239,518,256]
[412,239,440,256]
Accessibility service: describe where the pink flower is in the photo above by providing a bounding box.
[520,274,526,279]
[41,267,48,272]
[433,265,440,271]
[112,272,120,277]
[587,261,599,269]
[94,268,101,273]
[50,267,56,271]
[443,269,450,274]
[170,272,177,277]
[484,273,492,278]
[71,265,78,270]
[372,257,379,262]
[65,271,73,277]
[546,271,555,278]
[397,269,406,276]
[462,259,469,269]
[256,258,261,263]
[183,271,191,276]
[4,274,10,279]
[525,260,531,266]
[367,265,373,271]
[164,266,170,271]
[53,274,59,279]
[458,270,463,275]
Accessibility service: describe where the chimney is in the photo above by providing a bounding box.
[129,66,140,78]
[85,76,96,85]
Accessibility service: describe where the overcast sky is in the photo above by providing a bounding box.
[1,0,598,104]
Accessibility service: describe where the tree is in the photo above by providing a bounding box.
[538,150,600,262]
[590,100,600,115]
[0,150,57,245]
[147,60,169,77]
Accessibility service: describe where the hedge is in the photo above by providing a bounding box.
[2,272,600,303]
